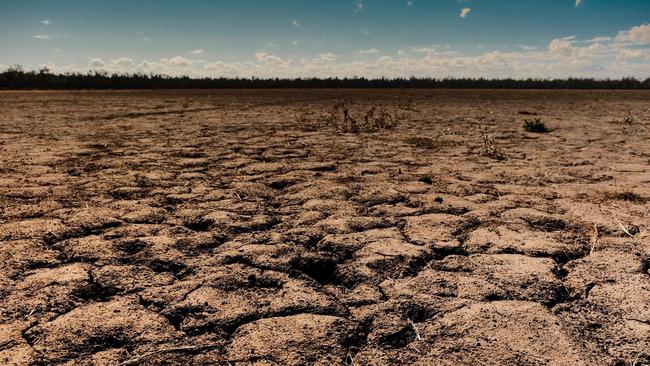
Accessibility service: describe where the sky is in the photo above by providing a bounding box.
[1,0,649,79]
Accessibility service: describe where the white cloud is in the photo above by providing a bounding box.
[267,42,278,47]
[411,44,450,53]
[589,36,611,43]
[549,38,574,53]
[167,56,192,67]
[354,0,364,13]
[89,58,106,68]
[41,20,50,26]
[33,34,52,40]
[111,57,135,67]
[616,24,650,44]
[36,24,650,80]
[292,19,300,27]
[460,8,471,18]
[406,1,412,7]
[575,0,582,7]
[356,48,380,55]
[39,62,78,74]
[255,52,289,67]
[619,49,643,59]
[316,52,337,63]
[189,49,204,55]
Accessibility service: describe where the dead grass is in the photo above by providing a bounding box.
[323,99,399,133]
[405,137,436,149]
[599,190,647,203]
[295,99,399,133]
[480,130,507,161]
[397,94,418,111]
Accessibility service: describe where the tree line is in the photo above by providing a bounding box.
[2,65,649,90]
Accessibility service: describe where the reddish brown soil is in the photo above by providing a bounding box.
[0,89,649,365]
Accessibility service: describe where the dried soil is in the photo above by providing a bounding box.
[0,89,649,365]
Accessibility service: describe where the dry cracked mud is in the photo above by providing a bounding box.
[0,89,649,365]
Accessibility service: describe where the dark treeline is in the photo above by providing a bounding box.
[2,65,650,90]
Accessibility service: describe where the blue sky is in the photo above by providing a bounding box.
[1,0,649,78]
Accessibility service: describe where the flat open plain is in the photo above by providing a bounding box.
[0,89,649,365]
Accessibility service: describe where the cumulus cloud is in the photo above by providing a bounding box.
[460,8,471,18]
[292,19,300,27]
[616,24,650,44]
[41,20,50,26]
[33,34,52,40]
[39,62,78,74]
[575,0,582,7]
[317,52,337,62]
[255,52,289,67]
[549,38,574,54]
[111,57,135,67]
[189,49,204,55]
[39,24,650,80]
[89,58,106,68]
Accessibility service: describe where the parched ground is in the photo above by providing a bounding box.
[0,89,649,366]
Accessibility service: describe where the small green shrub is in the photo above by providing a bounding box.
[522,118,550,133]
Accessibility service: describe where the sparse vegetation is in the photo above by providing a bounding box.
[522,118,550,133]
[397,94,417,111]
[518,110,538,116]
[295,111,321,132]
[480,131,507,160]
[405,137,436,149]
[322,99,398,133]
[612,115,635,124]
[600,190,647,203]
[2,89,648,366]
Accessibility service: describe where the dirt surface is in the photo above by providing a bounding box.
[0,89,649,365]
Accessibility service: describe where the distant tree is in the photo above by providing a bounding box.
[0,66,648,90]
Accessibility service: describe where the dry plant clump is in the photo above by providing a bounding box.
[397,94,417,111]
[599,190,647,203]
[295,111,322,132]
[518,110,538,116]
[612,114,635,124]
[405,137,437,149]
[322,98,399,133]
[523,118,550,133]
[481,131,507,161]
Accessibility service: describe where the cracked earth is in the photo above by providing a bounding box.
[0,89,649,365]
